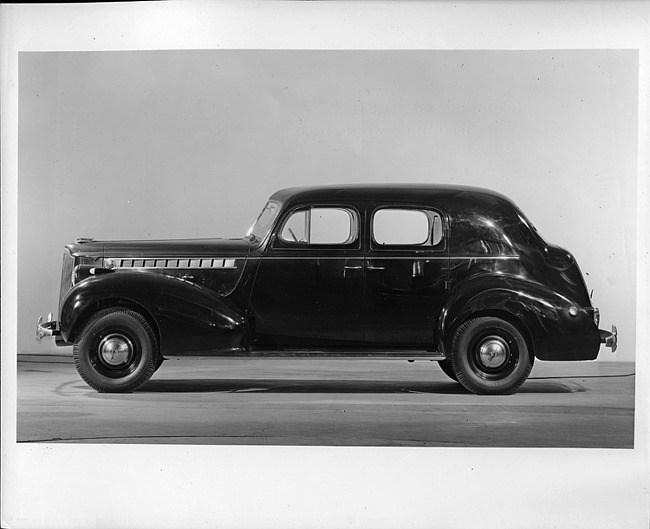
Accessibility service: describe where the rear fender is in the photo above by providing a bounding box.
[438,276,600,360]
[59,271,249,355]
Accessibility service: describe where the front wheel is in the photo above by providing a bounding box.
[450,317,534,395]
[73,309,159,393]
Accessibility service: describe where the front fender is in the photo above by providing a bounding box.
[438,276,600,361]
[59,271,249,355]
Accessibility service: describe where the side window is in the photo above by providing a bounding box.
[373,208,443,246]
[279,207,358,245]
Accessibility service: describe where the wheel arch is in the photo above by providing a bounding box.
[59,272,250,356]
[67,297,161,351]
[437,280,560,360]
[442,308,535,360]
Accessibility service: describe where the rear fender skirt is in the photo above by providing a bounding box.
[59,271,249,356]
[438,279,601,361]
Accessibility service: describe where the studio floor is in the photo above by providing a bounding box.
[16,354,635,448]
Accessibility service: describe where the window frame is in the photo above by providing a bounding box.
[273,204,362,249]
[369,205,447,251]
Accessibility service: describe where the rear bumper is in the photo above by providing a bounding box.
[599,324,618,352]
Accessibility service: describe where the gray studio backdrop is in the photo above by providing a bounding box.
[18,49,637,361]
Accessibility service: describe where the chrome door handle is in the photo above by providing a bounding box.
[367,266,385,270]
[343,264,362,278]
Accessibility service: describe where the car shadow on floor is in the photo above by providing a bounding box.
[138,378,583,394]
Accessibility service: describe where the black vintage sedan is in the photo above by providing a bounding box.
[37,184,617,395]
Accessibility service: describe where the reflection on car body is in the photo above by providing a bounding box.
[37,184,617,395]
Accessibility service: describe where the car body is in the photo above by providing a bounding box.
[37,184,617,394]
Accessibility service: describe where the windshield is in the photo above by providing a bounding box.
[245,200,281,245]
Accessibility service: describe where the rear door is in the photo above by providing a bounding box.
[364,203,449,347]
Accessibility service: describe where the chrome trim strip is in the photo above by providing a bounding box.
[253,255,519,261]
[107,255,519,265]
[449,256,520,260]
[120,267,240,271]
[255,255,443,260]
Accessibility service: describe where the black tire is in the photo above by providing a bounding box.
[437,358,458,382]
[73,309,159,393]
[450,317,534,395]
[154,354,165,373]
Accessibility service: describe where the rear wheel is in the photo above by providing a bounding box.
[73,309,159,393]
[450,317,533,395]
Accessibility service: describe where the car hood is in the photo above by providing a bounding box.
[66,238,251,259]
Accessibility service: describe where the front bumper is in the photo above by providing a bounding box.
[36,314,60,341]
[599,324,618,352]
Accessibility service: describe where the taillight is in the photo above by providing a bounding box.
[544,246,574,269]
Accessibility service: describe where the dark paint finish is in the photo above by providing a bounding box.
[251,253,365,346]
[363,200,449,347]
[53,185,608,364]
[250,200,366,346]
[67,238,251,259]
[59,271,249,356]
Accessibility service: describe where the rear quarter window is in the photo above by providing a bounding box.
[372,208,443,247]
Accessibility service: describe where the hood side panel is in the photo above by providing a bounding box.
[100,238,250,258]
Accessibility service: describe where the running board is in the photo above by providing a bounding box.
[165,350,446,360]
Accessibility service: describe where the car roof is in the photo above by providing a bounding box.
[269,184,516,212]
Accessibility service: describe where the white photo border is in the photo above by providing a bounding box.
[2,2,649,528]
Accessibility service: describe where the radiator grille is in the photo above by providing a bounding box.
[59,250,75,309]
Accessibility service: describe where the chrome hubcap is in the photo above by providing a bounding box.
[99,334,133,366]
[478,336,509,368]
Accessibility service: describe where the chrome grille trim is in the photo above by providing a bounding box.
[59,251,75,307]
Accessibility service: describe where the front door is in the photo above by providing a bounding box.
[364,204,449,347]
[250,203,365,347]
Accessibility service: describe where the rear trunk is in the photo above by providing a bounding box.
[543,245,591,307]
